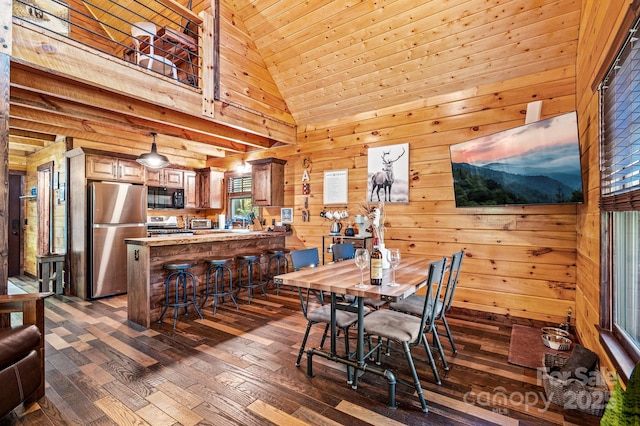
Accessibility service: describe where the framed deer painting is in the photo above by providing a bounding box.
[367,143,409,203]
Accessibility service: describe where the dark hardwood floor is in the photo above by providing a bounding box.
[2,276,602,425]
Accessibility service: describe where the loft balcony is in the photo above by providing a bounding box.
[9,0,296,151]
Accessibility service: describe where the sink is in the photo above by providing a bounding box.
[229,228,251,233]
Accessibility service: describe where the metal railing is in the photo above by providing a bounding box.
[12,0,202,87]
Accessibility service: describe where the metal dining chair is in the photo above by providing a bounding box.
[331,243,387,310]
[389,250,464,355]
[362,257,448,413]
[131,22,178,79]
[290,248,368,369]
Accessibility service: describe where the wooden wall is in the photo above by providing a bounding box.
[22,140,67,277]
[210,73,580,326]
[573,0,631,374]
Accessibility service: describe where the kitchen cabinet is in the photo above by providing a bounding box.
[146,168,183,188]
[197,167,224,208]
[184,171,197,208]
[86,155,145,183]
[249,158,286,206]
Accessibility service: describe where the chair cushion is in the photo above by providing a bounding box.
[0,325,41,370]
[308,304,370,328]
[364,309,423,343]
[0,349,41,418]
[389,294,442,317]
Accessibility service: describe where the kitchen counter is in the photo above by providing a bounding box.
[127,230,278,246]
[125,230,286,328]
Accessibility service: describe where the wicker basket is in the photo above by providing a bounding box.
[542,353,610,417]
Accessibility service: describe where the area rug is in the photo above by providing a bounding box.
[508,324,572,369]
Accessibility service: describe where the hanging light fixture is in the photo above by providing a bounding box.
[136,132,170,168]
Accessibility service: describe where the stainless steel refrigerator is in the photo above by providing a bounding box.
[89,181,147,298]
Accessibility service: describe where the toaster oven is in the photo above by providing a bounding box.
[190,218,212,229]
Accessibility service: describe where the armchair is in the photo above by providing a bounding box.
[0,292,51,418]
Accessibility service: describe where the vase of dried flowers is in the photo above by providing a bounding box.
[360,201,390,269]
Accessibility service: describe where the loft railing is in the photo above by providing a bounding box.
[12,0,203,88]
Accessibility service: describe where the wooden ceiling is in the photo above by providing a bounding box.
[8,0,580,162]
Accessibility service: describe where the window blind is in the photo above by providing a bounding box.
[601,20,640,209]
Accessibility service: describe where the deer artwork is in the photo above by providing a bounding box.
[370,146,406,202]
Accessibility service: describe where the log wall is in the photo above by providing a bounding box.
[210,67,580,326]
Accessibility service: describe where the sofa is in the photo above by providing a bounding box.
[0,292,51,418]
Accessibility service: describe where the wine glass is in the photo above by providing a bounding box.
[354,248,369,288]
[387,248,401,286]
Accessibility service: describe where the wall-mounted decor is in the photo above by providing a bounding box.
[281,207,293,224]
[449,111,584,207]
[367,143,409,203]
[323,169,349,205]
[13,0,70,36]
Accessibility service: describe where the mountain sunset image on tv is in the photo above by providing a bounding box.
[449,112,584,207]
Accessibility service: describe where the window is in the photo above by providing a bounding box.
[226,172,259,226]
[600,17,640,379]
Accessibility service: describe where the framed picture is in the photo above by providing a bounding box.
[13,0,70,36]
[323,169,349,205]
[281,207,294,224]
[367,143,409,203]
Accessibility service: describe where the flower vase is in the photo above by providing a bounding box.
[378,243,391,269]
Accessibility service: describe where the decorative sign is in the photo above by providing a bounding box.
[13,0,70,36]
[323,169,349,205]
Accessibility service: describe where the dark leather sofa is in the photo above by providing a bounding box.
[0,293,51,419]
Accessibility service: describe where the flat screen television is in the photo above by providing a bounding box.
[449,111,583,207]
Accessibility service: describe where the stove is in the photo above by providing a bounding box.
[146,215,194,236]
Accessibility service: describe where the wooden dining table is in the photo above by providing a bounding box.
[274,254,431,409]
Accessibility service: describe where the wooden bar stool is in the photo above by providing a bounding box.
[235,252,268,304]
[157,260,203,328]
[266,248,290,294]
[201,257,238,315]
[36,253,65,294]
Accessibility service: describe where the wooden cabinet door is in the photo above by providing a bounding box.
[145,169,162,186]
[86,155,117,180]
[184,171,197,208]
[252,163,271,206]
[117,159,145,183]
[197,168,224,208]
[163,169,184,188]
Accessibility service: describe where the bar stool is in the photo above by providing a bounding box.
[157,260,203,328]
[266,248,290,294]
[235,252,268,304]
[201,257,238,315]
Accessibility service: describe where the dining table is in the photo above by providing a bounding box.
[274,254,430,409]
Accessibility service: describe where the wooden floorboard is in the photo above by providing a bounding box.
[1,276,602,425]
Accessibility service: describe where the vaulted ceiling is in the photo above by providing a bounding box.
[8,0,580,162]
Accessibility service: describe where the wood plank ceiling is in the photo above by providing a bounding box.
[9,0,579,159]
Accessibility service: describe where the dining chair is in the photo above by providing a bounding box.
[131,22,178,79]
[290,248,368,368]
[362,257,448,413]
[389,250,464,355]
[331,243,387,310]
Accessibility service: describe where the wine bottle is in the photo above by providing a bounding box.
[370,238,383,285]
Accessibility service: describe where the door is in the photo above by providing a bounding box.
[8,174,23,276]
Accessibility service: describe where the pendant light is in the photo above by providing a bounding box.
[136,132,170,168]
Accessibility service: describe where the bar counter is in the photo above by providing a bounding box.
[125,231,286,328]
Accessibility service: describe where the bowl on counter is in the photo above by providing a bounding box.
[541,327,570,338]
[541,334,572,351]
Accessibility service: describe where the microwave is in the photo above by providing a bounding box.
[190,219,212,229]
[147,186,184,209]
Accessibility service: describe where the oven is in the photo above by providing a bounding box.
[146,215,194,237]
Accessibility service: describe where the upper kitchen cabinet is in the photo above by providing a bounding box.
[184,171,197,208]
[249,158,286,206]
[86,154,145,184]
[146,168,183,188]
[197,167,224,209]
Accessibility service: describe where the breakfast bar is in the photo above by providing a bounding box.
[125,231,285,328]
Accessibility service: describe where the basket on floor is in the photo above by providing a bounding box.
[542,353,610,417]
